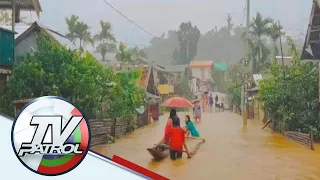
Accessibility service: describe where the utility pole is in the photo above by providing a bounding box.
[242,0,250,127]
[187,40,189,62]
[226,13,232,83]
[11,0,16,32]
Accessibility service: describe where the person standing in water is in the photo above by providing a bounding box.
[156,109,176,145]
[184,115,200,137]
[157,116,191,160]
[193,101,201,121]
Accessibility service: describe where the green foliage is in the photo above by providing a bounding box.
[174,74,193,99]
[172,22,201,65]
[212,68,226,92]
[258,37,320,139]
[94,21,117,61]
[65,15,94,52]
[227,83,241,108]
[0,34,143,131]
[116,43,133,62]
[226,63,243,109]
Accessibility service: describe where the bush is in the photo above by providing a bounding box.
[0,33,143,128]
[258,37,320,139]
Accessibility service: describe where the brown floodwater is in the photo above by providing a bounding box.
[92,111,320,180]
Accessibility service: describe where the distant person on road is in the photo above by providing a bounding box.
[184,115,200,137]
[193,101,202,121]
[221,97,225,111]
[157,116,191,160]
[209,94,214,112]
[215,95,219,104]
[215,94,219,111]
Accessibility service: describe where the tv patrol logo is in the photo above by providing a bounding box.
[11,96,91,176]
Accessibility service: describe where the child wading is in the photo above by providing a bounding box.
[184,115,200,137]
[157,116,191,160]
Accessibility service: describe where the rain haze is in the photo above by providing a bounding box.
[23,0,310,45]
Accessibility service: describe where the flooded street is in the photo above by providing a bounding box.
[92,111,320,180]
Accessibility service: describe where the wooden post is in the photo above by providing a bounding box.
[310,131,314,150]
[112,118,117,142]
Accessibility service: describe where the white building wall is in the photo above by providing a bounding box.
[191,67,211,81]
[15,32,38,63]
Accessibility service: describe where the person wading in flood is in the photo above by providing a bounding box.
[156,109,176,145]
[193,101,202,121]
[184,115,200,137]
[157,116,191,160]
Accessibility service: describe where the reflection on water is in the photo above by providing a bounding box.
[92,112,320,180]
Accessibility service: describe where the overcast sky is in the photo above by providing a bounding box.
[21,0,312,46]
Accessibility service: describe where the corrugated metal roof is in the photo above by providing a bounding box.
[2,21,77,50]
[163,64,188,72]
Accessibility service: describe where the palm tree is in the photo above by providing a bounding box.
[116,43,132,62]
[94,21,117,61]
[65,15,93,52]
[249,12,273,73]
[268,22,285,58]
[65,15,79,42]
[96,43,117,61]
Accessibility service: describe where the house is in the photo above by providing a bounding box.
[245,74,264,121]
[301,0,320,60]
[0,27,15,92]
[0,0,41,23]
[8,21,76,61]
[136,65,161,127]
[189,61,213,81]
[189,61,213,94]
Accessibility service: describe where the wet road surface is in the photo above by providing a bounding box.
[92,111,320,180]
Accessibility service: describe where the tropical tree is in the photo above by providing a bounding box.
[258,36,319,138]
[248,12,273,73]
[116,43,133,62]
[173,22,201,65]
[268,22,285,57]
[65,15,93,52]
[94,21,117,61]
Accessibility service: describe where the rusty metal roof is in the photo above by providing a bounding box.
[0,0,42,17]
[189,61,213,68]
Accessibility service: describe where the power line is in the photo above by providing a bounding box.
[100,0,157,38]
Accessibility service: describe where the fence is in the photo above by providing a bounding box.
[263,109,314,150]
[89,118,130,147]
[284,131,314,150]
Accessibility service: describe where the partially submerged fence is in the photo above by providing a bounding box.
[89,118,129,147]
[284,131,314,150]
[262,109,314,150]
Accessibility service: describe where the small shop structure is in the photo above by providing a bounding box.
[0,27,15,93]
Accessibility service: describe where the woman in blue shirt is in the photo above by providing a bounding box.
[184,115,200,137]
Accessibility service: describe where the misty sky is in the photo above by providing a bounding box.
[22,0,312,47]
